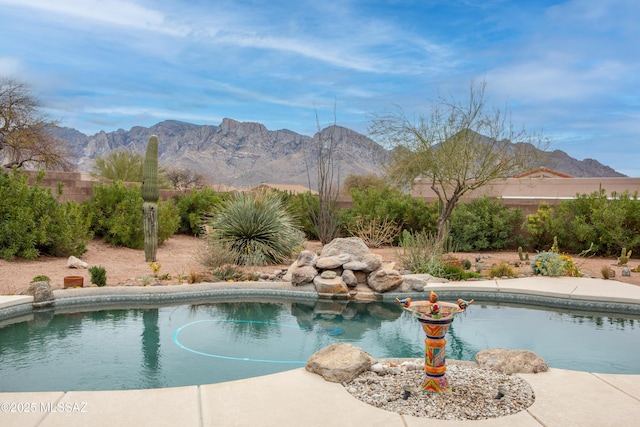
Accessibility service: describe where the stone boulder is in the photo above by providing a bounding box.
[25,281,55,307]
[316,253,351,269]
[475,348,549,374]
[296,250,318,267]
[67,256,88,269]
[313,275,349,298]
[290,265,318,286]
[361,253,383,272]
[306,343,374,382]
[367,269,403,293]
[341,269,358,287]
[320,237,370,261]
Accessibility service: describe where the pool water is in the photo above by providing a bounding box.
[1,300,639,392]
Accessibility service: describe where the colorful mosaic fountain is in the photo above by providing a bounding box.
[397,291,473,393]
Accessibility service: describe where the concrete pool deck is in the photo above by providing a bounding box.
[1,276,640,426]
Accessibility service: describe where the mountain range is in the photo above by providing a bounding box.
[53,118,625,189]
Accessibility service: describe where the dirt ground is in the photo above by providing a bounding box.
[1,234,638,295]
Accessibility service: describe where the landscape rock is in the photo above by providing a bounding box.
[341,269,358,287]
[313,275,349,297]
[475,348,549,374]
[622,268,631,277]
[343,260,368,271]
[320,237,370,261]
[290,265,318,286]
[67,256,88,269]
[316,253,351,269]
[306,343,374,382]
[320,270,338,279]
[361,253,383,272]
[296,250,318,267]
[367,269,403,293]
[397,275,428,292]
[25,281,55,307]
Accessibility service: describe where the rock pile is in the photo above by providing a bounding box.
[284,237,404,298]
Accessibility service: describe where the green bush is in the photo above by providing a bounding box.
[84,181,180,248]
[89,265,107,287]
[524,190,640,256]
[279,191,321,240]
[449,197,523,251]
[173,188,226,235]
[342,186,438,240]
[0,169,92,260]
[204,191,305,265]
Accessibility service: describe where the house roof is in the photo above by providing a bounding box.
[514,167,574,179]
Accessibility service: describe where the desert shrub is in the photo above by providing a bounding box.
[89,265,107,287]
[204,191,305,265]
[441,264,482,281]
[84,181,180,248]
[198,239,238,268]
[173,188,226,235]
[343,186,438,239]
[488,262,517,278]
[0,169,92,260]
[461,258,472,270]
[523,203,560,251]
[212,264,257,281]
[601,265,612,279]
[279,191,321,240]
[31,275,51,283]
[398,229,446,276]
[45,200,93,257]
[349,215,401,248]
[531,252,581,277]
[449,197,524,251]
[525,191,640,256]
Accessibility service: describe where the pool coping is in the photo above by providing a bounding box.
[3,276,640,321]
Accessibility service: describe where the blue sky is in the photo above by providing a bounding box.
[1,0,639,176]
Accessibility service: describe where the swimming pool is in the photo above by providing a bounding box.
[1,299,639,392]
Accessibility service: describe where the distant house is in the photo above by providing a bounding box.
[250,183,318,195]
[513,167,573,179]
[411,168,640,215]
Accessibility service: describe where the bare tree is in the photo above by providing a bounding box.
[165,168,208,191]
[0,77,72,170]
[305,109,341,244]
[370,80,548,241]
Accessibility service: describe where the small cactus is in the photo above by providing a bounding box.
[518,246,530,263]
[618,247,632,266]
[142,135,159,262]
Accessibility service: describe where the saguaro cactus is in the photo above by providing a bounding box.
[142,135,159,262]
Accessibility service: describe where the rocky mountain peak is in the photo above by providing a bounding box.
[50,119,625,189]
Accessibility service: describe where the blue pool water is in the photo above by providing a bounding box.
[0,299,639,392]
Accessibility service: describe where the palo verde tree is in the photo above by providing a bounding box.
[369,80,548,241]
[0,77,72,170]
[91,149,145,182]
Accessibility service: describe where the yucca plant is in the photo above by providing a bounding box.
[204,191,304,266]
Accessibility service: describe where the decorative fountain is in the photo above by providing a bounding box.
[397,291,473,393]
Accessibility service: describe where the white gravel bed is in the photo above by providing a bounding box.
[345,360,535,420]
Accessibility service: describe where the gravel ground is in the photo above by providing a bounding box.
[345,360,535,420]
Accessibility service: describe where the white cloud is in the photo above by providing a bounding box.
[0,0,185,35]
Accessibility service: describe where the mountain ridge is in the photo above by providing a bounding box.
[52,119,625,189]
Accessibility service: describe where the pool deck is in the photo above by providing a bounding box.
[2,276,640,426]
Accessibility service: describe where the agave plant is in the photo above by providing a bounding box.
[205,191,304,265]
